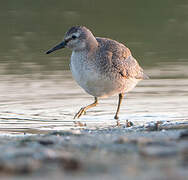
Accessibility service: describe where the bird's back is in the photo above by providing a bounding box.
[95,37,148,80]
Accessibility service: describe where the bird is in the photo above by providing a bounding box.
[46,26,148,120]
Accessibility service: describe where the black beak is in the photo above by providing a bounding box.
[46,41,66,54]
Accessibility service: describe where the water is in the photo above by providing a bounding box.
[0,0,188,134]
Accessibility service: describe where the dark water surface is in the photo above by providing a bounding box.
[0,0,188,134]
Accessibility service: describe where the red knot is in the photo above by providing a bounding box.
[46,26,149,120]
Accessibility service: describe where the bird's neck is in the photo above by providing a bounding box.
[85,36,98,52]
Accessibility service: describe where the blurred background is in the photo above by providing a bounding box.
[0,0,188,76]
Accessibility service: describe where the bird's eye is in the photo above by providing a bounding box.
[72,35,77,39]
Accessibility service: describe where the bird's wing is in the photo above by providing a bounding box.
[114,54,148,80]
[96,37,148,79]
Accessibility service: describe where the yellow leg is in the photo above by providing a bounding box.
[74,97,98,119]
[114,93,124,120]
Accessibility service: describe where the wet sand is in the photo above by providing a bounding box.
[0,128,188,180]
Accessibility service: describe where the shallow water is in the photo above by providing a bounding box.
[0,1,188,135]
[0,64,188,135]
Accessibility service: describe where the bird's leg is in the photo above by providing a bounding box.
[114,93,124,120]
[74,97,98,119]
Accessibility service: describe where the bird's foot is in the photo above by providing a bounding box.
[114,115,121,126]
[116,120,120,126]
[74,107,86,119]
[74,121,86,127]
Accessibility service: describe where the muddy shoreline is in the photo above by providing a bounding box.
[0,123,187,180]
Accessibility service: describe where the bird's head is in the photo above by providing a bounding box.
[46,26,97,54]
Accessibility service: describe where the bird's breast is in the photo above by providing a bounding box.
[70,51,97,87]
[70,51,111,97]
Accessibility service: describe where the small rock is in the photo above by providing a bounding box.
[126,120,133,127]
[38,139,54,146]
